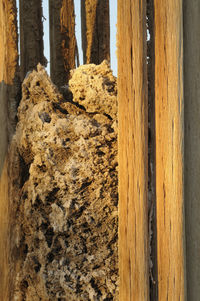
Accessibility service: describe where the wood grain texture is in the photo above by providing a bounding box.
[81,0,110,64]
[183,0,200,299]
[117,1,149,300]
[19,0,46,80]
[49,0,76,86]
[154,1,186,300]
[0,1,18,300]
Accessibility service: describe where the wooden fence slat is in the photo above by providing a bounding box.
[81,0,110,64]
[49,0,76,86]
[0,0,18,300]
[154,1,186,300]
[118,1,149,300]
[183,1,200,299]
[19,0,46,80]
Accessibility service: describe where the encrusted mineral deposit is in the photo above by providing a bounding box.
[11,61,118,300]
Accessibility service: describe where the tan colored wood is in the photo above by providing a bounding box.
[19,0,46,80]
[49,0,76,86]
[81,0,110,64]
[117,1,149,300]
[154,0,186,300]
[0,1,18,300]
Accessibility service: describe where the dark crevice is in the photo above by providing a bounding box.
[19,154,30,188]
[147,0,158,300]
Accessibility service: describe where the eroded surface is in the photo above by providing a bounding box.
[11,62,118,300]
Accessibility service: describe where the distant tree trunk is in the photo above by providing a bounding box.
[19,0,46,80]
[154,0,186,300]
[81,0,110,64]
[117,0,149,300]
[0,0,19,300]
[49,0,76,86]
[184,1,200,300]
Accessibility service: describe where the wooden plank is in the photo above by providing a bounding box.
[0,0,18,300]
[183,1,200,299]
[49,0,76,86]
[81,0,110,64]
[154,1,186,300]
[117,1,149,300]
[19,0,46,80]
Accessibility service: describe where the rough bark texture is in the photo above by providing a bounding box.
[183,1,200,299]
[49,0,76,87]
[19,0,46,81]
[154,1,186,300]
[81,0,110,64]
[11,62,118,300]
[117,1,149,300]
[0,1,19,300]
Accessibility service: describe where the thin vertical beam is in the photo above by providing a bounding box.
[19,0,46,80]
[0,0,18,300]
[118,1,149,300]
[49,0,76,86]
[183,1,200,300]
[81,0,110,64]
[154,1,186,300]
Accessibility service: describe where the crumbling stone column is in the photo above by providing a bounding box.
[11,61,118,300]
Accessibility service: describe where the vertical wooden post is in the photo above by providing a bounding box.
[0,0,18,300]
[118,1,149,300]
[183,1,200,299]
[81,0,110,64]
[19,0,46,80]
[49,0,76,86]
[154,1,186,300]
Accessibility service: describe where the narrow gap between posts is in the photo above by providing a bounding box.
[147,0,158,300]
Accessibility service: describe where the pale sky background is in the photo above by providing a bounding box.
[16,0,117,76]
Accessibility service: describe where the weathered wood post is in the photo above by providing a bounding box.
[154,0,186,299]
[0,0,19,300]
[49,0,76,86]
[81,0,110,64]
[183,1,200,300]
[19,0,46,80]
[118,1,149,300]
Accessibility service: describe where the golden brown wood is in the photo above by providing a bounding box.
[0,0,18,300]
[49,0,76,86]
[154,0,186,300]
[117,1,149,300]
[81,0,110,64]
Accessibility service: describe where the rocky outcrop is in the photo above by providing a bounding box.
[11,61,118,300]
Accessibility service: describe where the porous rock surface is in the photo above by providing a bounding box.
[11,62,118,300]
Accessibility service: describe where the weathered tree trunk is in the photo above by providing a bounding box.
[49,0,76,86]
[183,1,200,300]
[154,0,186,300]
[117,1,149,300]
[81,0,110,64]
[0,0,19,300]
[19,0,46,80]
